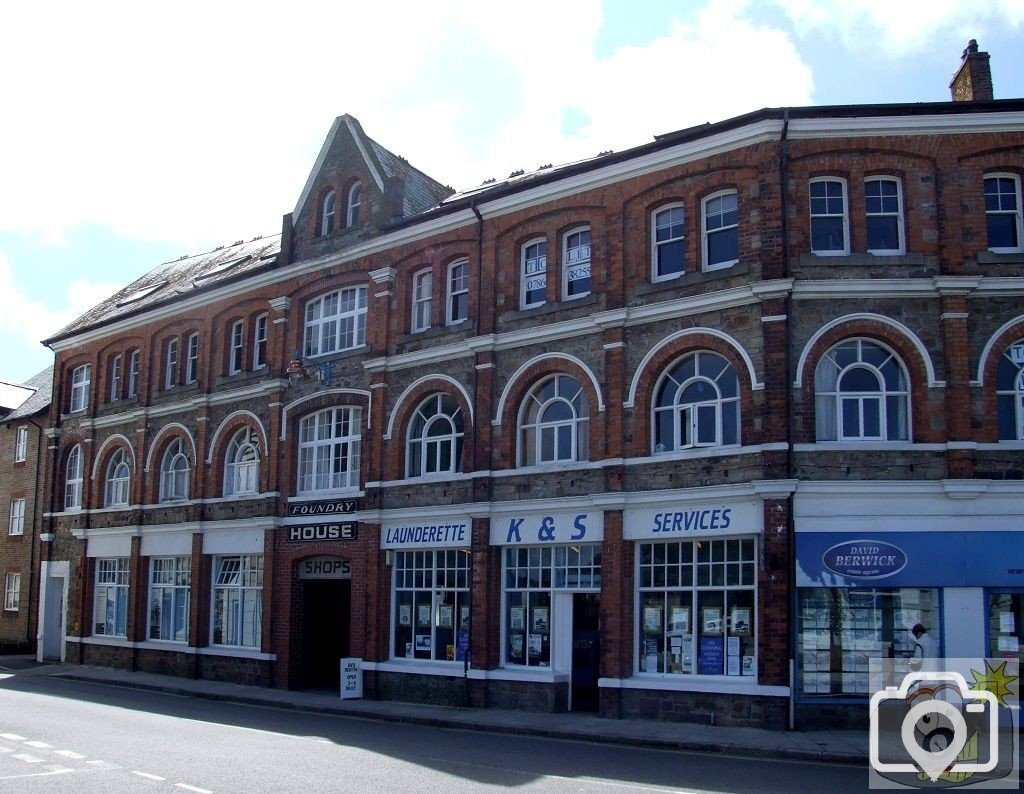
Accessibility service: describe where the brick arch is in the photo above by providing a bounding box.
[493,354,604,468]
[383,376,476,481]
[794,318,935,443]
[628,332,758,458]
[977,316,1024,442]
[206,411,270,496]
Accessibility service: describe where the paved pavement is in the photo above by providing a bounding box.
[0,655,868,765]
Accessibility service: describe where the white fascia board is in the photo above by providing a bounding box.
[788,111,1024,139]
[345,116,386,193]
[793,279,940,300]
[973,276,1024,296]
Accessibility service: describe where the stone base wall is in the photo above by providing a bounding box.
[374,671,470,707]
[136,647,196,678]
[795,702,869,730]
[607,687,788,729]
[197,654,271,687]
[482,679,568,713]
[81,642,133,670]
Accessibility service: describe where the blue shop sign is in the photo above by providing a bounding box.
[489,511,605,545]
[797,531,1024,588]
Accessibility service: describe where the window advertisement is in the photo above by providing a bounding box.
[988,592,1023,661]
[391,549,469,662]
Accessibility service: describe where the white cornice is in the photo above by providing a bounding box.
[788,111,1024,139]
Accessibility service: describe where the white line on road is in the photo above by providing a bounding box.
[87,759,106,765]
[133,770,166,781]
[24,740,52,749]
[0,733,26,741]
[54,749,87,759]
[0,747,12,753]
[11,753,44,763]
[175,784,213,793]
[0,769,75,780]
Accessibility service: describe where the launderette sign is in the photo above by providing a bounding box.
[822,539,907,579]
[381,517,470,550]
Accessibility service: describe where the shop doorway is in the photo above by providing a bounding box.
[571,593,600,712]
[298,557,351,689]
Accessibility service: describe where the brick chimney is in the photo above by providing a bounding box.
[950,39,993,102]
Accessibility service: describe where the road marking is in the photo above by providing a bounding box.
[0,747,12,753]
[133,771,166,781]
[0,733,25,741]
[24,740,51,749]
[88,759,106,765]
[0,769,75,780]
[11,753,44,763]
[54,750,87,759]
[176,784,213,793]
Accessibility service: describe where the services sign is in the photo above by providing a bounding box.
[623,500,761,540]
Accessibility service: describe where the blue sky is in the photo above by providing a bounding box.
[2,0,1023,383]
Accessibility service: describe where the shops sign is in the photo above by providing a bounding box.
[297,556,352,579]
[288,523,357,542]
[822,540,907,579]
[288,499,358,516]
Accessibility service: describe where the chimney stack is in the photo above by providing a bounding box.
[950,39,993,102]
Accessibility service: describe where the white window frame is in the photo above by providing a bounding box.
[4,573,20,612]
[65,444,83,511]
[392,549,470,662]
[159,438,191,502]
[809,177,850,255]
[229,320,244,374]
[562,226,592,300]
[253,313,268,369]
[164,338,178,389]
[347,183,361,227]
[186,333,200,384]
[412,268,433,333]
[94,558,129,637]
[652,203,686,281]
[518,375,589,467]
[814,338,910,442]
[110,354,123,402]
[104,449,131,507]
[406,394,464,477]
[70,364,91,413]
[320,189,336,236]
[224,428,260,496]
[127,350,140,398]
[702,190,739,271]
[984,173,1024,253]
[303,287,368,358]
[446,259,469,325]
[297,407,362,494]
[14,425,28,462]
[520,238,547,310]
[211,554,263,648]
[996,340,1024,441]
[8,498,25,536]
[653,351,741,453]
[149,556,191,643]
[865,177,905,255]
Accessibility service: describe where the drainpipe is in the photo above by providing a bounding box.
[466,199,485,704]
[25,416,44,653]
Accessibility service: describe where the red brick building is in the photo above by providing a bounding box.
[39,44,1024,728]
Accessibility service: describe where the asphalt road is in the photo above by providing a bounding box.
[0,672,872,793]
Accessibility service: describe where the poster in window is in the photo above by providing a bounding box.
[742,655,755,676]
[702,607,723,635]
[399,605,412,627]
[727,655,741,676]
[643,606,662,634]
[999,612,1016,633]
[727,636,740,657]
[510,633,524,659]
[417,605,431,627]
[405,642,413,658]
[698,635,725,674]
[446,644,455,661]
[438,605,453,629]
[528,633,543,655]
[415,634,431,651]
[532,607,549,634]
[460,606,470,630]
[669,607,690,634]
[510,606,525,631]
[730,607,751,636]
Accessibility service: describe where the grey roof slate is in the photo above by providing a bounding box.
[365,135,453,216]
[3,365,53,421]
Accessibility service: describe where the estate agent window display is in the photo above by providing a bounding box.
[989,591,1023,662]
[392,549,470,662]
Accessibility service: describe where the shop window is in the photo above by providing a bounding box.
[504,544,601,667]
[411,268,432,333]
[652,203,685,280]
[638,539,755,676]
[110,354,123,401]
[865,177,905,254]
[8,498,25,536]
[996,340,1024,441]
[518,374,589,466]
[70,363,91,412]
[297,407,361,493]
[702,191,739,270]
[347,182,361,227]
[520,239,547,309]
[797,587,940,697]
[14,425,28,462]
[392,549,470,661]
[3,573,19,612]
[127,350,140,398]
[94,558,130,637]
[653,351,740,453]
[406,394,463,477]
[149,556,191,643]
[810,178,849,255]
[186,333,200,384]
[446,259,469,325]
[562,226,591,299]
[814,338,909,441]
[104,449,131,507]
[984,173,1023,252]
[160,438,191,502]
[253,314,268,369]
[988,593,1023,659]
[64,444,83,510]
[320,189,336,236]
[303,286,368,357]
[212,554,263,648]
[225,428,260,496]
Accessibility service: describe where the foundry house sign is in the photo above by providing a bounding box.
[287,523,357,542]
[287,498,359,516]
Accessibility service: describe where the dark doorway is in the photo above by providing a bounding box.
[301,579,351,689]
[571,592,600,712]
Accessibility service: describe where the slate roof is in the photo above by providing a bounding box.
[45,236,280,344]
[364,132,453,215]
[1,365,53,421]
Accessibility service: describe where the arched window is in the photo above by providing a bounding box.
[347,182,361,227]
[320,189,336,236]
[160,438,191,502]
[518,375,589,466]
[104,448,131,507]
[653,351,740,452]
[815,339,909,441]
[996,339,1024,440]
[225,428,260,496]
[64,444,83,510]
[298,407,361,493]
[406,394,464,477]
